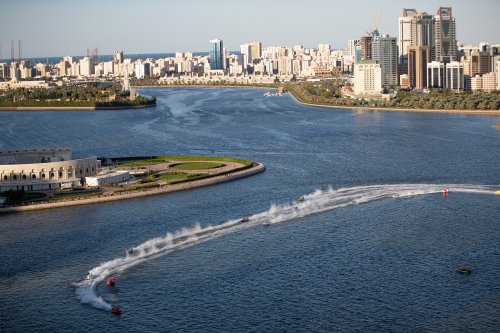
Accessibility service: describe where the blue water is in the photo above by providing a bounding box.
[0,88,499,332]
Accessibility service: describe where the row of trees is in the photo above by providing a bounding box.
[0,83,156,107]
[286,81,500,111]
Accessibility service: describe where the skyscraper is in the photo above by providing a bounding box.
[209,39,224,70]
[398,8,417,65]
[411,12,435,58]
[378,35,398,87]
[240,44,251,66]
[408,45,430,89]
[434,7,457,63]
[347,39,359,58]
[248,42,262,59]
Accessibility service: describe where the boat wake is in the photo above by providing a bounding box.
[75,183,498,312]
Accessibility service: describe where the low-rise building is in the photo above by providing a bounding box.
[85,170,130,187]
[0,148,98,191]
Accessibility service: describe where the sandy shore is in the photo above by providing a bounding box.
[0,162,265,214]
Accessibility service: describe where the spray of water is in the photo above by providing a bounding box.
[75,183,498,312]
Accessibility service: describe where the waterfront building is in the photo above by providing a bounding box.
[209,39,224,70]
[481,72,496,92]
[0,148,98,192]
[470,74,482,91]
[427,61,445,88]
[377,35,398,87]
[445,61,464,91]
[408,45,430,89]
[399,74,410,88]
[411,12,435,58]
[353,60,382,95]
[85,170,130,188]
[434,7,457,63]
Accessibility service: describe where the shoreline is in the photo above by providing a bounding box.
[141,83,500,116]
[0,162,265,214]
[0,104,156,111]
[287,90,500,116]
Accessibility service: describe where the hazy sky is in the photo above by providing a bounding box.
[1,0,499,58]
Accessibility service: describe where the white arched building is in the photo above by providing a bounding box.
[0,148,99,192]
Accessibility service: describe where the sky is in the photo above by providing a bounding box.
[1,0,499,58]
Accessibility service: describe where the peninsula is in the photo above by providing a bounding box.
[0,151,265,213]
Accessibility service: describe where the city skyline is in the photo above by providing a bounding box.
[1,0,499,58]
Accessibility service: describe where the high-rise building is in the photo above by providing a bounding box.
[427,61,445,88]
[348,39,359,58]
[445,61,464,91]
[240,44,251,67]
[411,12,435,58]
[377,35,398,87]
[360,36,372,61]
[0,62,7,79]
[408,45,430,89]
[79,57,94,77]
[114,50,124,64]
[496,60,500,90]
[209,39,224,70]
[354,60,382,95]
[398,8,417,65]
[248,42,262,59]
[435,7,457,63]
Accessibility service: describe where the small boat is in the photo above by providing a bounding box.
[442,188,449,196]
[106,277,116,286]
[297,196,305,202]
[111,306,122,315]
[240,218,250,223]
[262,221,270,226]
[392,193,399,198]
[456,267,472,274]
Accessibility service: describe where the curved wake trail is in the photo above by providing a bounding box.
[75,183,498,312]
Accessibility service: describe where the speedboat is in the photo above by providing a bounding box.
[297,196,305,202]
[240,218,250,223]
[126,248,134,254]
[392,193,399,198]
[106,277,116,286]
[111,306,122,315]
[262,221,270,226]
[456,267,472,274]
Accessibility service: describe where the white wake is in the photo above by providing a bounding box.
[75,183,498,312]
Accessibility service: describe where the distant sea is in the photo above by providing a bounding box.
[0,51,240,65]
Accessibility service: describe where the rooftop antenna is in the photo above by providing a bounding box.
[11,40,14,62]
[18,40,21,62]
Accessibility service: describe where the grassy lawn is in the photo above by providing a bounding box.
[170,162,223,170]
[119,158,170,167]
[159,173,206,184]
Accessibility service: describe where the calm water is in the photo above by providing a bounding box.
[0,88,499,332]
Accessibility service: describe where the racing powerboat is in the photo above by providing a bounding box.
[240,218,250,223]
[111,306,122,315]
[106,277,116,286]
